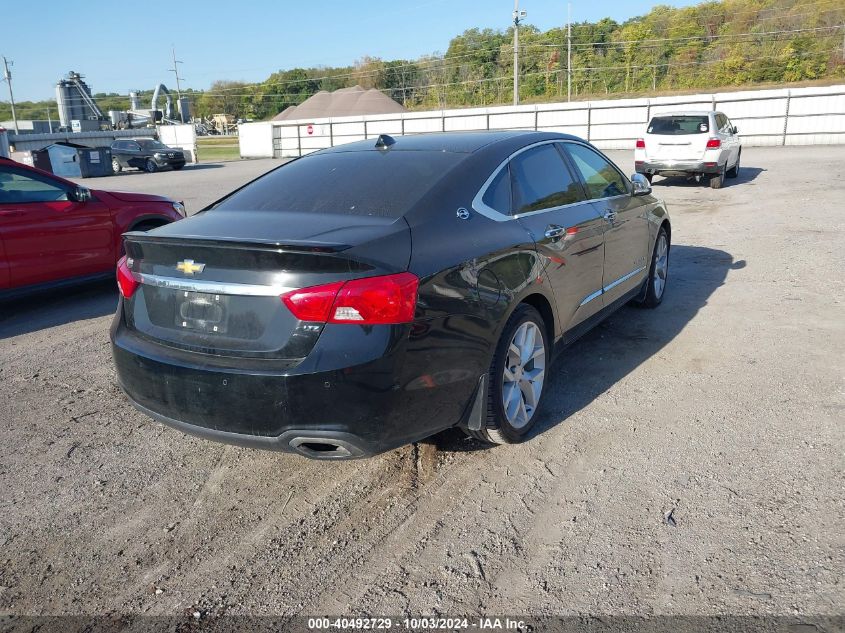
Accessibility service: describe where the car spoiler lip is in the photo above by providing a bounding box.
[121,232,351,253]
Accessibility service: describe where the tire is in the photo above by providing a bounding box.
[468,304,549,445]
[709,164,725,189]
[644,173,653,184]
[635,226,670,308]
[111,157,122,173]
[727,151,740,178]
[144,158,158,173]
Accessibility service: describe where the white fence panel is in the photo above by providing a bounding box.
[787,113,845,134]
[786,132,845,145]
[365,119,403,136]
[403,117,443,133]
[488,112,535,129]
[729,116,784,137]
[444,115,487,131]
[537,109,589,127]
[240,83,845,158]
[789,94,845,116]
[590,105,649,125]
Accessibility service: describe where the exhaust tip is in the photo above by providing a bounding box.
[288,435,363,459]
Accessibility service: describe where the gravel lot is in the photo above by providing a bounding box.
[0,147,843,622]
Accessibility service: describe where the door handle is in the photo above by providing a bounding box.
[603,210,617,223]
[544,225,565,239]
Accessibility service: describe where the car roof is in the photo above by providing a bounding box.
[315,130,582,155]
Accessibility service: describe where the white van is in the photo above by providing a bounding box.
[634,111,741,189]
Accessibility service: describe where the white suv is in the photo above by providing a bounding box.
[634,111,741,189]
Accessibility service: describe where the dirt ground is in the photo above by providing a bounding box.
[0,146,843,623]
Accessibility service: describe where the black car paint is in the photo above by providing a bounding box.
[111,131,669,459]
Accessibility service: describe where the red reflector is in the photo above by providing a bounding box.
[566,226,578,236]
[706,138,721,149]
[635,138,646,149]
[281,272,419,325]
[116,255,138,298]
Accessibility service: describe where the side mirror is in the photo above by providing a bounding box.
[71,186,92,203]
[630,173,652,197]
[732,126,738,134]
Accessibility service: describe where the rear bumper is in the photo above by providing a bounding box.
[110,310,478,459]
[636,159,721,175]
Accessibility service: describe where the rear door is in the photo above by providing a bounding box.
[0,164,114,288]
[562,142,649,307]
[124,141,143,169]
[717,113,740,167]
[644,114,711,161]
[504,142,607,330]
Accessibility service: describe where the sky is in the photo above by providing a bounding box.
[2,0,700,102]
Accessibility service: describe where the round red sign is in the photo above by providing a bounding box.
[306,124,314,135]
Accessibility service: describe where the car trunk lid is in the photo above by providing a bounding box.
[121,210,411,359]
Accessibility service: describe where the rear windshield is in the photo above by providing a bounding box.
[213,151,464,218]
[647,116,709,135]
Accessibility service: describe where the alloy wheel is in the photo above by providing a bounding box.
[502,321,546,429]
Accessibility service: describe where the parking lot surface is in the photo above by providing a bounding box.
[1,147,843,618]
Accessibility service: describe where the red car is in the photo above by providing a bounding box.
[0,156,184,298]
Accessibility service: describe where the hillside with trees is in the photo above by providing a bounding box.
[3,0,843,122]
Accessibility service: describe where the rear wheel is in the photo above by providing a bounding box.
[468,304,549,445]
[635,226,669,308]
[111,157,122,173]
[727,151,741,178]
[709,164,725,189]
[144,158,158,173]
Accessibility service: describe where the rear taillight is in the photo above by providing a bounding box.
[706,138,721,149]
[116,255,138,298]
[281,272,419,325]
[635,138,646,149]
[281,281,345,322]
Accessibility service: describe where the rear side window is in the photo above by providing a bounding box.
[648,115,709,135]
[509,144,585,214]
[482,165,511,214]
[564,144,629,200]
[214,151,464,218]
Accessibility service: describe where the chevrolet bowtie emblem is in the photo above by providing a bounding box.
[176,259,205,275]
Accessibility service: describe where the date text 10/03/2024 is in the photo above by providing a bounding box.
[307,617,528,630]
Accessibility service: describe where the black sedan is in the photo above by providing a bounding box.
[110,138,186,173]
[111,131,670,459]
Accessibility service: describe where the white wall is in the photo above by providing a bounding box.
[239,84,845,158]
[157,124,197,163]
[239,122,274,158]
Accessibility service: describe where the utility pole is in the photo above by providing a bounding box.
[567,3,572,102]
[513,0,526,106]
[2,56,19,134]
[170,47,184,98]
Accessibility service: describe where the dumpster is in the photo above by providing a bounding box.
[33,142,113,178]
